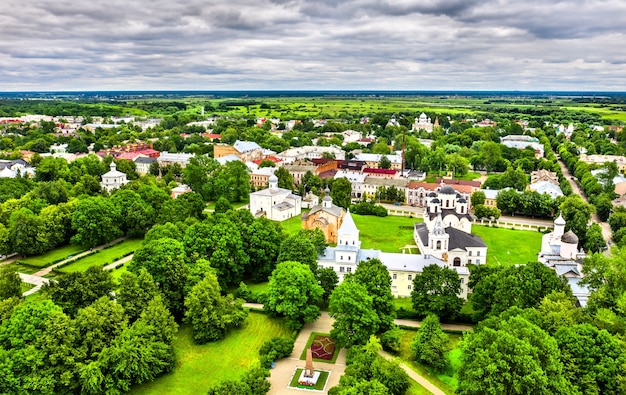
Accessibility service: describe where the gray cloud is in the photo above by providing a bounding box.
[0,0,624,90]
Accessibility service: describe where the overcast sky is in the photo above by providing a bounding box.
[1,0,625,91]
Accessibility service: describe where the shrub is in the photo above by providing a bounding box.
[381,327,403,353]
[259,337,295,368]
[350,202,388,217]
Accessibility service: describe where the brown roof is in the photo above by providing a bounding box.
[436,178,481,188]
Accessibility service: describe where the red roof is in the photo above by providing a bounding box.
[116,152,142,160]
[311,158,335,165]
[436,178,481,188]
[364,168,397,175]
[0,119,24,124]
[202,133,221,139]
[253,155,282,165]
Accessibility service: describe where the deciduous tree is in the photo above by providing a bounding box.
[411,265,463,320]
[329,278,380,348]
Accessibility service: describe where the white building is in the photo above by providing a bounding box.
[317,210,472,298]
[354,153,403,170]
[528,180,564,199]
[277,145,345,163]
[538,214,590,307]
[413,185,487,267]
[134,156,157,175]
[157,152,194,168]
[0,160,35,178]
[412,113,434,132]
[249,175,302,221]
[501,135,544,158]
[101,162,129,192]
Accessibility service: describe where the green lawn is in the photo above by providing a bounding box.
[353,214,421,253]
[394,297,414,311]
[471,225,543,267]
[245,282,269,294]
[129,311,291,395]
[57,239,143,273]
[407,378,432,395]
[6,262,41,275]
[17,244,87,267]
[397,329,463,395]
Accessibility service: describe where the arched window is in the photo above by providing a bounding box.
[436,240,441,249]
[453,257,461,267]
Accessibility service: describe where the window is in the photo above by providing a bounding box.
[347,267,352,273]
[475,259,480,264]
[408,275,412,281]
[340,255,343,260]
[348,256,351,261]
[477,251,481,256]
[436,240,441,249]
[460,278,464,284]
[453,257,461,267]
[340,267,345,273]
[407,285,412,290]
[469,251,472,256]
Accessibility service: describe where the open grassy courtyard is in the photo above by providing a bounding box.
[17,244,87,267]
[56,239,143,273]
[471,225,543,267]
[129,311,291,395]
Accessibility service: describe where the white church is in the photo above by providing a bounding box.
[538,214,590,307]
[317,201,472,299]
[100,162,129,192]
[412,112,435,132]
[249,174,302,221]
[414,185,488,267]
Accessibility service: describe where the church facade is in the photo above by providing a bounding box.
[301,190,346,244]
[413,185,487,267]
[249,174,302,221]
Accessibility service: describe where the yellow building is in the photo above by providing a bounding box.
[301,191,345,244]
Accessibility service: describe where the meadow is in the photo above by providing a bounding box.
[17,244,87,267]
[471,225,543,267]
[56,239,143,273]
[129,312,292,395]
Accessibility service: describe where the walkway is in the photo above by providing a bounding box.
[242,303,471,394]
[19,273,50,296]
[103,254,133,271]
[33,237,128,277]
[558,158,613,243]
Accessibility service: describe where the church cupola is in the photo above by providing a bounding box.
[269,174,278,190]
[322,186,332,208]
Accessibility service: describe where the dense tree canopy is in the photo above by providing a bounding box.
[329,278,380,348]
[411,264,464,320]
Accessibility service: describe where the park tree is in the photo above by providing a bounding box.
[75,296,128,362]
[0,223,8,256]
[595,193,614,222]
[329,278,380,348]
[185,272,248,343]
[138,184,171,212]
[559,195,595,246]
[110,189,156,237]
[297,228,328,255]
[39,201,76,250]
[537,291,584,334]
[458,313,572,395]
[501,166,528,191]
[42,266,115,317]
[71,196,123,248]
[445,153,469,176]
[182,155,220,200]
[213,196,232,213]
[213,161,251,202]
[470,190,486,207]
[277,234,318,273]
[183,217,249,289]
[353,258,396,331]
[411,265,463,320]
[265,261,323,330]
[144,222,183,243]
[554,323,626,395]
[245,217,283,282]
[274,166,295,190]
[410,314,449,372]
[158,191,206,224]
[330,177,352,209]
[585,223,606,253]
[8,207,49,256]
[379,155,392,169]
[130,238,189,318]
[117,268,160,322]
[317,267,339,307]
[0,265,22,300]
[469,261,568,321]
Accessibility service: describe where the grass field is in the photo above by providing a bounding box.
[17,244,87,267]
[129,311,291,395]
[6,262,41,275]
[471,225,543,267]
[353,214,421,253]
[397,329,463,395]
[57,239,143,273]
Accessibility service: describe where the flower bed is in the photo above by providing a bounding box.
[310,335,336,361]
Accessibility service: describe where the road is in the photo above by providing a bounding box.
[557,158,613,243]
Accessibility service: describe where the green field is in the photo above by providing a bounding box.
[57,239,143,273]
[353,214,421,253]
[129,312,291,395]
[6,262,42,275]
[17,244,87,267]
[471,225,543,267]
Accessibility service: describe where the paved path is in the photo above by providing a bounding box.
[242,304,471,394]
[19,273,50,296]
[103,254,133,271]
[33,236,128,277]
[379,350,446,395]
[558,158,613,243]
